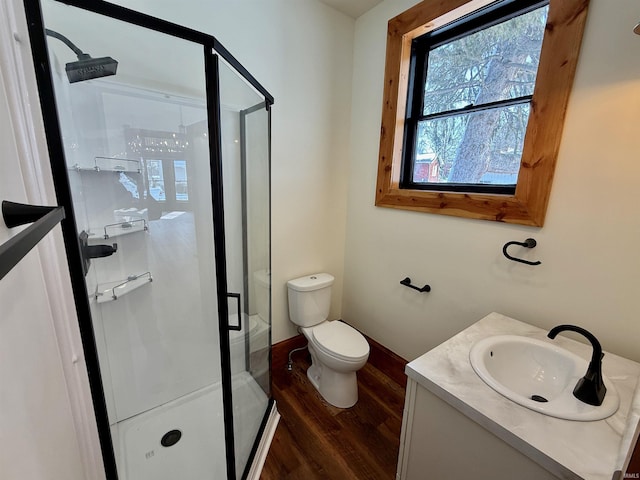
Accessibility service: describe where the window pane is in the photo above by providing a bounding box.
[146,159,165,201]
[413,103,530,185]
[174,160,188,201]
[423,5,548,116]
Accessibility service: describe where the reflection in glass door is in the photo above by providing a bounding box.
[217,57,272,479]
[27,1,274,479]
[125,128,192,210]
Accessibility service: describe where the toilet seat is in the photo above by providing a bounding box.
[311,321,369,363]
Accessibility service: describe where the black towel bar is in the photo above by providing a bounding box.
[400,277,431,293]
[0,201,65,281]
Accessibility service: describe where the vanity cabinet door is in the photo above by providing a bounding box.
[397,380,559,480]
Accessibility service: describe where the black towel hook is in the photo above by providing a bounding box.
[400,277,431,293]
[502,238,541,266]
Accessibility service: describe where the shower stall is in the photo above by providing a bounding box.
[24,1,275,478]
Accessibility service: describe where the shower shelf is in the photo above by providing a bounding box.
[102,219,148,239]
[70,157,141,173]
[95,271,152,303]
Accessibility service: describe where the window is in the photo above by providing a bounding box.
[404,1,548,194]
[126,127,191,208]
[376,0,590,226]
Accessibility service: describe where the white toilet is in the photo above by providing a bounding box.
[287,273,370,408]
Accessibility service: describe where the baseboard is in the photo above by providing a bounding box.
[365,334,408,388]
[272,323,408,388]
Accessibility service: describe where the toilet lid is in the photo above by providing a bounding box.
[312,321,369,361]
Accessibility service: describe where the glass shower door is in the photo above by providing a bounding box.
[36,2,227,478]
[216,57,272,478]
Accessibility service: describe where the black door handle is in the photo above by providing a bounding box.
[227,292,242,331]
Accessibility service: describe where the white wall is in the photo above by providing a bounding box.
[0,1,354,476]
[343,0,640,363]
[0,48,87,480]
[4,0,639,476]
[108,0,355,343]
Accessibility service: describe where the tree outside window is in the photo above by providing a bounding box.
[376,0,590,226]
[408,3,548,189]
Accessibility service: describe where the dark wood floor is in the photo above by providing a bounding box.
[261,333,407,480]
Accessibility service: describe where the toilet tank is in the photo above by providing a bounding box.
[287,273,334,328]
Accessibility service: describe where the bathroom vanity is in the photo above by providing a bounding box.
[397,313,640,480]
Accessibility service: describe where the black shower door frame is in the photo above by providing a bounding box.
[23,1,274,479]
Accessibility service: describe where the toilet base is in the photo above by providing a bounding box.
[306,362,359,408]
[306,364,321,390]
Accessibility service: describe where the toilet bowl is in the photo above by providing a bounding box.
[287,273,370,408]
[301,320,369,408]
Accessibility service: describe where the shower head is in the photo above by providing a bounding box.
[65,54,118,83]
[45,28,118,83]
[634,22,640,35]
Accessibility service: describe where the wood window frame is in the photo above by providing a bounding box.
[375,0,590,226]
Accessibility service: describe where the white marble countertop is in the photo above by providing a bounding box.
[406,312,640,480]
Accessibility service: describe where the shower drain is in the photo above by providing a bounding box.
[161,429,182,447]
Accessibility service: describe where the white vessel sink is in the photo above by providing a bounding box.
[469,335,619,421]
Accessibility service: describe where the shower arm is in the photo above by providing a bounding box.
[44,28,86,59]
[43,28,118,83]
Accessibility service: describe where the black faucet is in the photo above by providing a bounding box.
[547,324,606,406]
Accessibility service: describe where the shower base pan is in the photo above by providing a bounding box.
[112,371,276,479]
